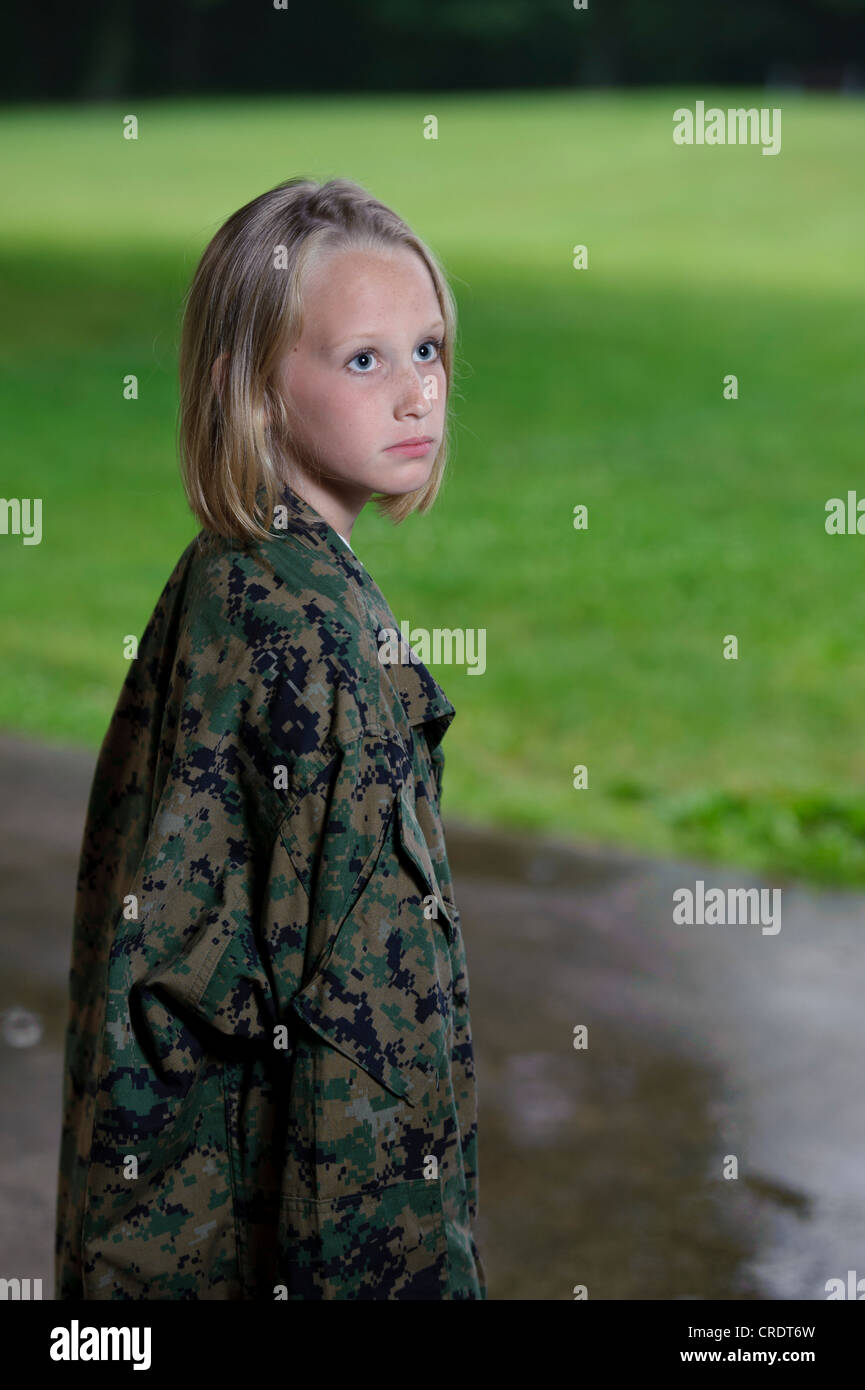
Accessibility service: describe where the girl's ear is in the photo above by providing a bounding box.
[211,353,229,399]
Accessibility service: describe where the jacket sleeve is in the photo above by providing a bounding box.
[67,728,288,1301]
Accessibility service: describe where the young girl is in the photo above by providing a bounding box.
[54,176,487,1300]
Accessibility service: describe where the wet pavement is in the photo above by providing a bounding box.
[1,731,863,1300]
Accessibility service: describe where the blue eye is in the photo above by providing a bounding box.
[415,338,444,362]
[348,350,376,373]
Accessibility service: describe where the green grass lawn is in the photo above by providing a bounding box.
[1,90,863,884]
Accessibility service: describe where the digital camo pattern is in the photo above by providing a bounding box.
[55,483,487,1300]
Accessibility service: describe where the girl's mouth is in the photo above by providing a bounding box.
[385,437,434,456]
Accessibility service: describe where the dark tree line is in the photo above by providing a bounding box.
[4,0,863,101]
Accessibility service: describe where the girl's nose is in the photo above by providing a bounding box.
[397,367,432,412]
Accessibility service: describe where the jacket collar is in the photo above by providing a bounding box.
[259,482,456,750]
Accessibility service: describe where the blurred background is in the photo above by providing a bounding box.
[1,0,864,1302]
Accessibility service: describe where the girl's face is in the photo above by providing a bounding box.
[272,245,447,524]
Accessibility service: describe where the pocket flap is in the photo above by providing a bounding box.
[396,783,454,942]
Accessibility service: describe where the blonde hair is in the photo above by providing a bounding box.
[177,176,459,544]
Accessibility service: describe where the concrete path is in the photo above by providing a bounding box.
[1,731,863,1300]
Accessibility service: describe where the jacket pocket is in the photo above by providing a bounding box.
[289,782,455,1108]
[276,1176,447,1300]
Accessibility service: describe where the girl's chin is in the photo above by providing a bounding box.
[374,459,435,495]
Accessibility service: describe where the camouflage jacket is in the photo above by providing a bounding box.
[55,484,486,1300]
